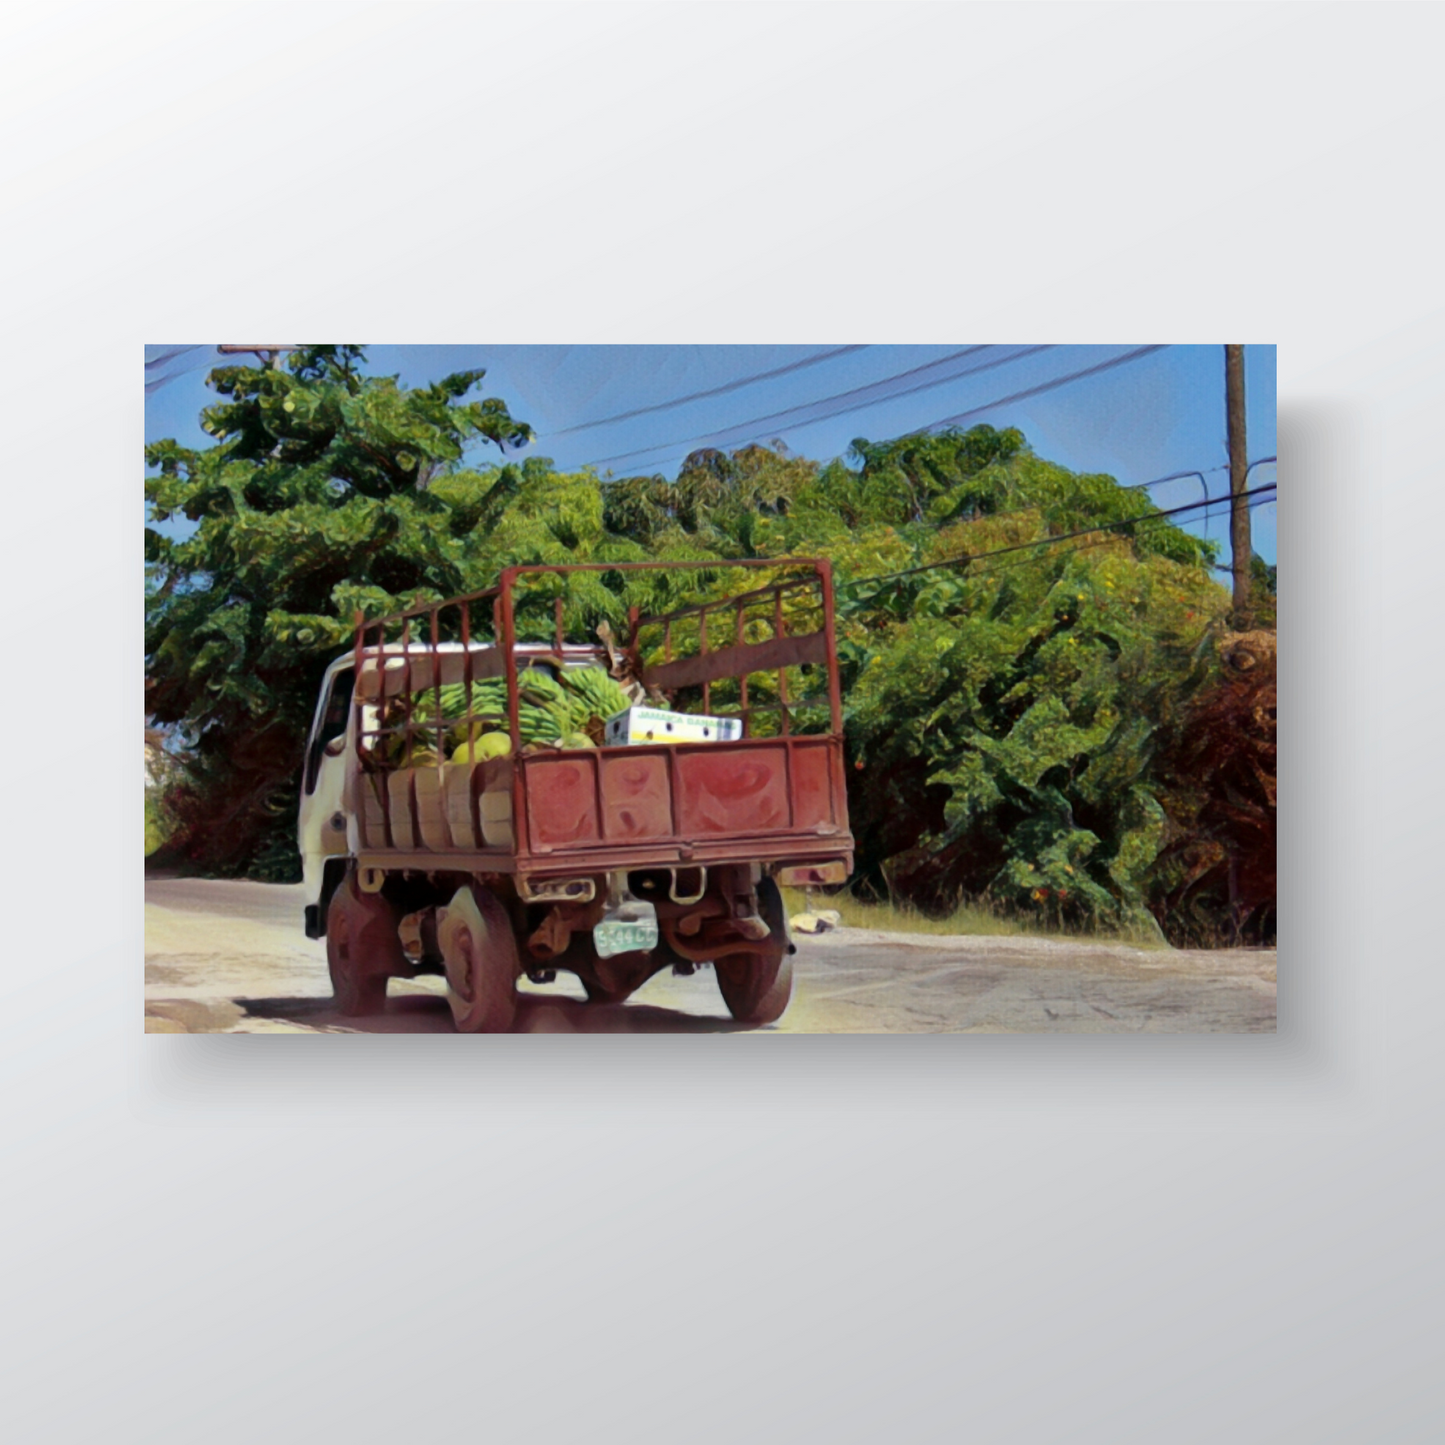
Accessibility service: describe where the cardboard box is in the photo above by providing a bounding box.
[604,705,742,745]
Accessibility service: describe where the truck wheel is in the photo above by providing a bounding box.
[327,870,405,1016]
[439,883,519,1034]
[715,878,795,1025]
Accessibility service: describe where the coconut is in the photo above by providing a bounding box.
[451,731,513,765]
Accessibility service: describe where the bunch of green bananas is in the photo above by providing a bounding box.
[517,702,563,743]
[514,669,569,711]
[413,681,504,728]
[557,667,632,724]
[408,665,630,753]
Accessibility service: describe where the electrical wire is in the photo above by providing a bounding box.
[144,345,228,395]
[931,486,1276,588]
[145,345,205,371]
[919,345,1169,434]
[839,482,1277,593]
[1130,464,1226,491]
[584,345,1058,471]
[589,343,1168,477]
[546,345,871,437]
[817,457,1265,583]
[958,490,1279,587]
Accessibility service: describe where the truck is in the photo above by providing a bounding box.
[298,559,855,1031]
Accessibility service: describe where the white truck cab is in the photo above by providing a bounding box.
[297,641,614,937]
[297,653,363,937]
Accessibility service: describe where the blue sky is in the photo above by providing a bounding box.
[145,344,1276,567]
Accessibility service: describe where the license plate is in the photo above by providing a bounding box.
[594,907,659,959]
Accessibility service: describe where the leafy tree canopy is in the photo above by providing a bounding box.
[146,346,538,873]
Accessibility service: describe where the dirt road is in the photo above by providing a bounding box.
[144,877,1276,1034]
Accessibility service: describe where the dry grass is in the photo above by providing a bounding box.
[780,887,1171,949]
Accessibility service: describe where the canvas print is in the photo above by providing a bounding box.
[144,345,1277,1034]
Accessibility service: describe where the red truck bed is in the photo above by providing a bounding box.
[348,559,854,888]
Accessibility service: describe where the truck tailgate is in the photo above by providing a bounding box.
[519,736,847,861]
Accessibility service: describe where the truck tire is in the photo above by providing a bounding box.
[439,883,519,1034]
[715,878,795,1025]
[327,869,406,1016]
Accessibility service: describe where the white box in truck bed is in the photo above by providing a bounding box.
[604,705,741,745]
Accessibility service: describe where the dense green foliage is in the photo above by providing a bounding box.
[146,348,1272,943]
[146,346,543,874]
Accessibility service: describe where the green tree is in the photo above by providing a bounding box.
[842,532,1226,929]
[145,346,536,876]
[611,429,1230,932]
[601,442,815,559]
[780,437,1227,930]
[841,423,1025,526]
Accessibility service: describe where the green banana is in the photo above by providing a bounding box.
[407,666,629,756]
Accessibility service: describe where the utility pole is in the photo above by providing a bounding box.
[1225,344,1251,629]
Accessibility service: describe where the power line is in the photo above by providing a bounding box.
[145,345,205,372]
[911,461,1232,547]
[839,481,1277,593]
[936,483,1275,584]
[919,344,1169,434]
[145,344,218,395]
[935,482,1274,581]
[583,345,1011,468]
[819,457,1249,566]
[598,445,1263,596]
[1121,455,1271,536]
[546,345,871,438]
[589,343,1168,479]
[584,345,1057,472]
[832,497,1275,620]
[961,489,1279,586]
[746,344,1166,465]
[1131,465,1225,491]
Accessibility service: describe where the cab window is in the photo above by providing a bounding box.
[304,667,354,795]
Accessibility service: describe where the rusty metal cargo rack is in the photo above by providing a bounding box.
[348,559,852,879]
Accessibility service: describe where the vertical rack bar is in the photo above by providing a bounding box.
[591,736,606,843]
[501,577,520,751]
[627,605,641,677]
[399,615,415,848]
[775,587,790,736]
[599,597,624,828]
[554,595,565,652]
[401,616,414,762]
[430,605,443,762]
[818,560,844,736]
[736,599,749,738]
[500,570,527,861]
[351,609,369,848]
[699,605,710,715]
[376,616,394,849]
[460,599,481,847]
[460,599,474,742]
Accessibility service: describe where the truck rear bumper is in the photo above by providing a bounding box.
[353,837,853,879]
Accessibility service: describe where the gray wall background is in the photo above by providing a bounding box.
[14,4,1443,1443]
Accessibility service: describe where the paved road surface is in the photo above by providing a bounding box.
[144,878,1276,1034]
